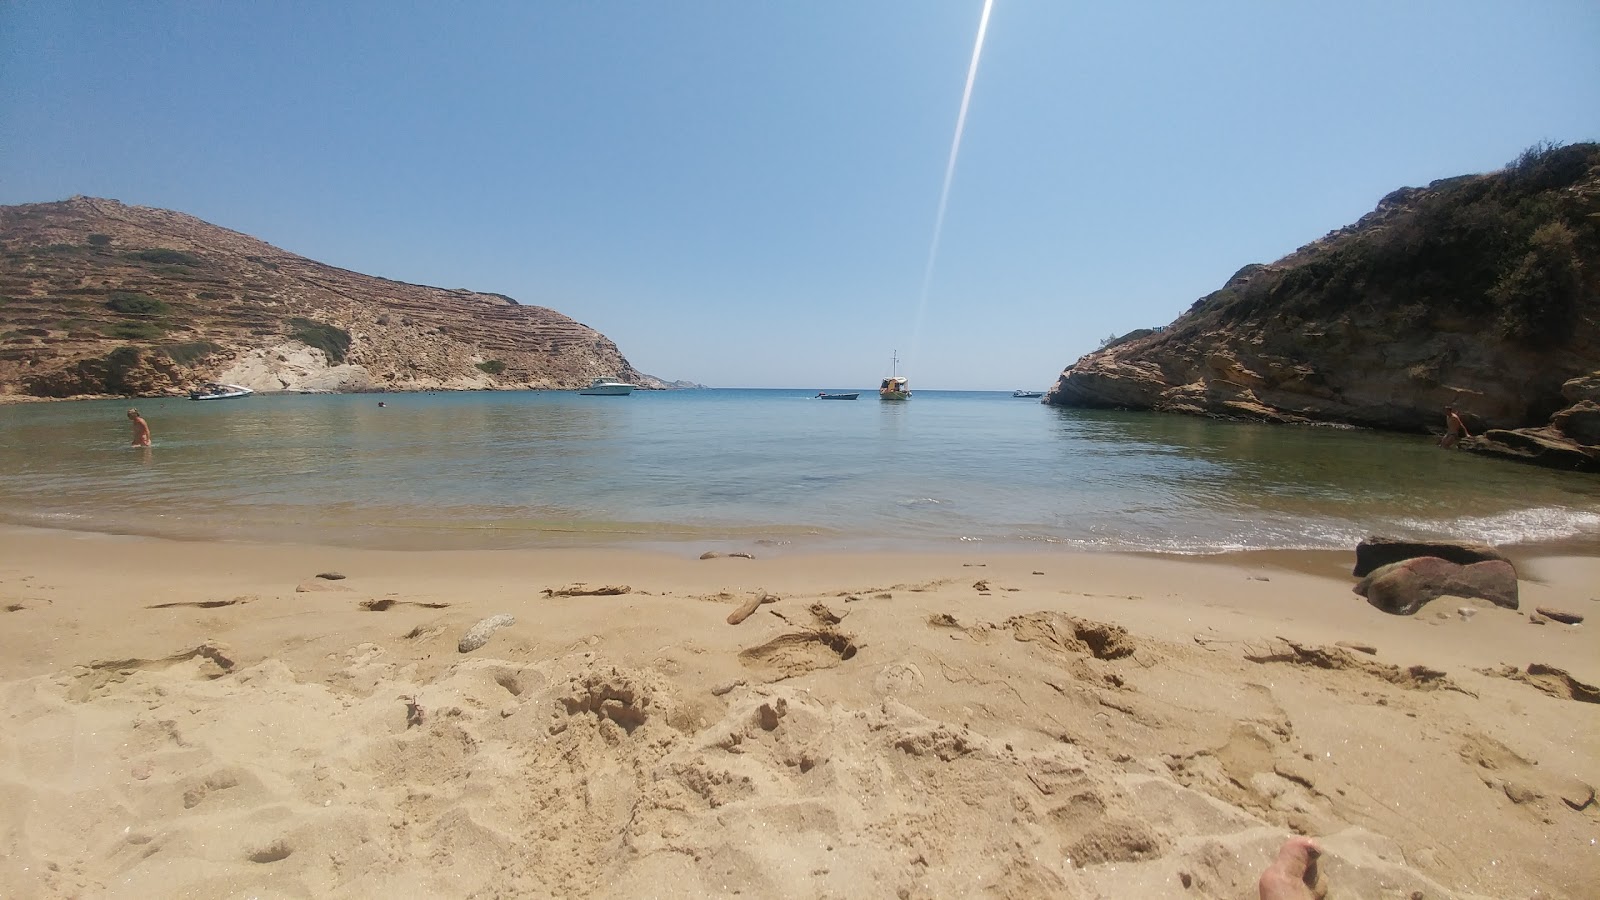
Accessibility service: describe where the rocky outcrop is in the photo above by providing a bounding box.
[0,197,652,397]
[1046,143,1600,471]
[1352,537,1510,578]
[1354,557,1520,616]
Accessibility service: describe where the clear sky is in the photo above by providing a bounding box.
[3,2,1597,389]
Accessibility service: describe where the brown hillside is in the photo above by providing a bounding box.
[1045,143,1600,471]
[0,197,646,397]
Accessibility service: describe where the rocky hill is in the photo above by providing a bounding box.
[0,197,654,397]
[1046,142,1600,471]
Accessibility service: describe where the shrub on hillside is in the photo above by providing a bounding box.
[106,292,171,315]
[289,317,351,363]
[476,360,507,375]
[87,233,112,248]
[106,322,167,340]
[1491,222,1584,345]
[1198,141,1599,344]
[127,248,203,266]
[162,341,222,365]
[103,346,144,394]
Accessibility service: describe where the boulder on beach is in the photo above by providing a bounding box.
[458,614,516,653]
[1352,536,1511,578]
[1354,557,1519,616]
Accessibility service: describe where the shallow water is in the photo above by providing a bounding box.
[2,389,1598,553]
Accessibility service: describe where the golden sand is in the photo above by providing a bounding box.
[2,527,1596,898]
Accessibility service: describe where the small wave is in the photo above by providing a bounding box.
[1388,507,1600,547]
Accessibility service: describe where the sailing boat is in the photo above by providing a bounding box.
[879,351,911,401]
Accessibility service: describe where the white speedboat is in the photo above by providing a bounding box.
[578,377,636,396]
[1013,390,1044,398]
[189,382,254,400]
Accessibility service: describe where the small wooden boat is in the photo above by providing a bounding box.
[879,351,910,401]
[816,392,859,400]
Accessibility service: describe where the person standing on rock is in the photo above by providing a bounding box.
[1439,406,1470,449]
[127,408,151,447]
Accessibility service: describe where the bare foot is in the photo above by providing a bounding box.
[1259,835,1325,900]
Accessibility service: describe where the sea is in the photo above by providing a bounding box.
[2,389,1598,555]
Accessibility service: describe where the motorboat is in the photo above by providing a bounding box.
[816,392,859,400]
[1013,390,1044,398]
[578,377,636,396]
[879,351,910,401]
[189,382,254,400]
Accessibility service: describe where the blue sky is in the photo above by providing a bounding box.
[3,2,1596,389]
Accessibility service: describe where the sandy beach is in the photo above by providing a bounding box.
[1,526,1596,898]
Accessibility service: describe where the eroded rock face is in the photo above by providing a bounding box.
[1354,557,1519,616]
[1045,144,1600,472]
[0,197,650,398]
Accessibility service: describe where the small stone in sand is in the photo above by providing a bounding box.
[316,572,346,581]
[1535,607,1584,624]
[295,580,352,593]
[458,614,516,653]
[758,698,787,731]
[710,679,745,696]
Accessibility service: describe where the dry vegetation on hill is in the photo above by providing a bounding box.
[0,197,647,397]
[1048,142,1600,470]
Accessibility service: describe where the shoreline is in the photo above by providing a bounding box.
[5,511,1600,561]
[3,525,1597,897]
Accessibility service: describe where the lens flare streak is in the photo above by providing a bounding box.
[909,0,996,371]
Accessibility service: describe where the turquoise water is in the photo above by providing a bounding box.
[2,389,1598,553]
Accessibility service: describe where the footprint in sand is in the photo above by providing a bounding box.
[181,770,242,809]
[873,662,925,696]
[147,596,252,610]
[247,839,292,863]
[360,597,450,612]
[739,629,859,682]
[70,643,235,701]
[1478,663,1600,704]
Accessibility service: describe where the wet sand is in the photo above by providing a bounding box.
[1,526,1596,898]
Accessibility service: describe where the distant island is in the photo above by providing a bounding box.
[0,196,690,398]
[1046,142,1600,471]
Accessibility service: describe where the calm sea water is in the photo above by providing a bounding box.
[2,389,1598,554]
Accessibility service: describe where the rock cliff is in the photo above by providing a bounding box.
[1046,143,1600,471]
[0,197,652,397]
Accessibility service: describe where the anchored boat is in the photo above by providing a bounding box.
[879,351,910,401]
[189,382,254,400]
[578,377,636,396]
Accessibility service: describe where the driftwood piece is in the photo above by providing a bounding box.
[727,592,780,625]
[542,584,631,598]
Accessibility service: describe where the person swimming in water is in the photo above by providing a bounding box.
[127,408,151,447]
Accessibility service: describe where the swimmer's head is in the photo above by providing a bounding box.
[127,408,140,419]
